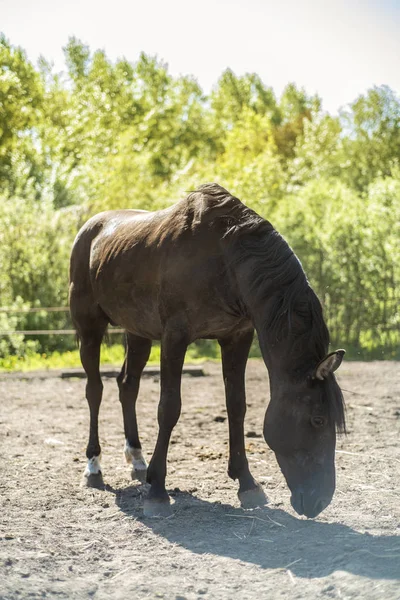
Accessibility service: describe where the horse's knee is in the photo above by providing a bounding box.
[86,378,103,392]
[85,380,103,408]
[157,395,181,430]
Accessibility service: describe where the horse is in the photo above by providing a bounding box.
[69,183,345,519]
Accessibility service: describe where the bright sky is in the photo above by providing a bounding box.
[1,0,399,114]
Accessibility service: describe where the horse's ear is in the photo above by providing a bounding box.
[313,349,345,380]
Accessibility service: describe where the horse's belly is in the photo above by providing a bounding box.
[189,312,252,340]
[96,283,163,340]
[121,313,162,339]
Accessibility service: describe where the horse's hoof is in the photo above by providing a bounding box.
[143,498,173,518]
[82,473,105,490]
[239,485,268,509]
[131,467,147,483]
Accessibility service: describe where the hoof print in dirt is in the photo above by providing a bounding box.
[238,486,268,509]
[143,499,173,518]
[82,473,105,490]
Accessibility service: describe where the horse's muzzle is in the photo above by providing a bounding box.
[274,451,336,519]
[290,487,332,518]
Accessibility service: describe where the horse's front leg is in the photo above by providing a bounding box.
[144,326,187,517]
[219,330,267,509]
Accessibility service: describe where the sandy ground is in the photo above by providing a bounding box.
[0,360,399,600]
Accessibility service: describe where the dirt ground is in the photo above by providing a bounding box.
[0,360,399,600]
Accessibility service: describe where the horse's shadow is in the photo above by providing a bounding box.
[111,483,400,581]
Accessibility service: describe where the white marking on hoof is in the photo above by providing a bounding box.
[84,455,102,477]
[124,441,148,471]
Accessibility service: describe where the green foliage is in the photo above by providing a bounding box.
[339,86,400,191]
[0,35,399,363]
[0,341,216,372]
[271,177,400,356]
[0,194,79,355]
[0,35,44,197]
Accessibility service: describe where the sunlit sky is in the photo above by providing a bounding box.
[1,0,399,114]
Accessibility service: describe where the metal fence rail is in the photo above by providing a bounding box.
[0,329,124,335]
[0,306,69,313]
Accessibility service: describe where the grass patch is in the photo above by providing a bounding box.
[0,342,222,372]
[1,334,386,372]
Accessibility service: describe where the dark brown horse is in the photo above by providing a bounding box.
[69,183,345,518]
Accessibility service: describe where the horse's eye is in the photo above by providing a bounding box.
[311,416,326,428]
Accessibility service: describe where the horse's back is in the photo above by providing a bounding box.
[70,184,243,274]
[70,209,153,275]
[70,206,179,338]
[69,185,252,340]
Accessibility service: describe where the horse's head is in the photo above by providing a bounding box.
[264,350,345,518]
[229,219,346,518]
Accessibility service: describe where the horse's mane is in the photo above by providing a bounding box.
[185,185,329,359]
[187,184,345,432]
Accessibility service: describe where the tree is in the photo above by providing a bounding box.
[0,35,44,196]
[339,86,400,191]
[273,83,316,160]
[291,109,341,184]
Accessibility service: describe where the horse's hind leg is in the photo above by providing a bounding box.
[74,313,108,488]
[117,333,152,482]
[219,330,267,509]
